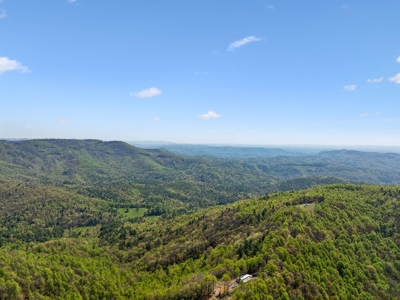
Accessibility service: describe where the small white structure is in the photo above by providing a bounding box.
[237,274,252,283]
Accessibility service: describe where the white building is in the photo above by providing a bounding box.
[238,274,252,283]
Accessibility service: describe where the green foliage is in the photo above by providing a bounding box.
[3,139,400,218]
[159,144,306,158]
[1,185,399,299]
[1,139,400,299]
[0,181,115,245]
[117,207,147,219]
[0,140,356,217]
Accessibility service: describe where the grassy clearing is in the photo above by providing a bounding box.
[303,203,316,212]
[296,203,316,212]
[117,208,148,219]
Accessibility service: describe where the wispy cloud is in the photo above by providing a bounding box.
[396,57,400,63]
[0,57,30,74]
[360,113,369,117]
[149,117,160,122]
[367,77,383,83]
[0,10,6,19]
[265,4,275,9]
[67,0,76,3]
[131,87,162,98]
[228,36,263,51]
[388,73,400,84]
[343,85,356,91]
[57,118,68,123]
[198,111,220,120]
[194,71,209,75]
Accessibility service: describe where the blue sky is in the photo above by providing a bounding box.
[1,0,400,145]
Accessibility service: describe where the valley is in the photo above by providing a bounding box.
[0,140,400,299]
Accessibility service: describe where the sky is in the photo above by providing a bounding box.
[1,0,400,146]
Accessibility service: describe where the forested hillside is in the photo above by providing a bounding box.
[75,176,350,217]
[0,181,114,246]
[0,139,195,185]
[1,185,400,299]
[158,144,309,158]
[2,140,400,188]
[1,139,400,299]
[1,139,400,218]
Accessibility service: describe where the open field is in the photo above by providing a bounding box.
[117,207,148,219]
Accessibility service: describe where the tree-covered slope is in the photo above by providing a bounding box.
[75,176,351,217]
[243,150,400,184]
[1,185,400,299]
[158,144,308,158]
[317,149,400,170]
[0,139,186,185]
[95,184,400,299]
[2,138,400,219]
[0,181,114,246]
[1,140,400,188]
[0,139,280,188]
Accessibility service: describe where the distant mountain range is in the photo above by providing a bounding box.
[1,139,400,188]
[0,139,400,217]
[4,138,400,154]
[159,144,312,158]
[128,142,400,156]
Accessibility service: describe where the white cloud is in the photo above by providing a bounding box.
[228,36,263,51]
[198,111,220,120]
[194,71,209,75]
[266,4,275,9]
[0,57,30,74]
[367,77,383,83]
[388,73,400,84]
[0,10,6,19]
[57,118,68,123]
[396,57,400,63]
[343,85,356,91]
[360,113,369,117]
[131,87,162,98]
[68,0,76,3]
[149,117,160,122]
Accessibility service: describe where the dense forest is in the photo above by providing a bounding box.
[1,139,400,299]
[1,185,400,299]
[2,140,400,188]
[1,139,400,217]
[157,144,311,158]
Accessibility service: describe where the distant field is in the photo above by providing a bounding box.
[117,207,147,218]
